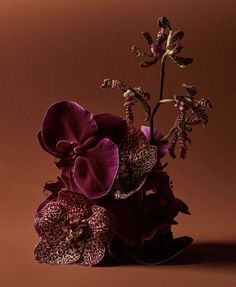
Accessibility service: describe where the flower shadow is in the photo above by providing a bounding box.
[164,241,236,267]
[97,241,236,267]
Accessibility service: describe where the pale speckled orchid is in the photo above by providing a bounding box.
[34,190,114,266]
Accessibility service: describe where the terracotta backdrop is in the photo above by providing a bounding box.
[0,0,235,286]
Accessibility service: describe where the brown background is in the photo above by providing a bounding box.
[0,0,235,286]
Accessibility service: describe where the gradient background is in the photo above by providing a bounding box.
[0,0,235,286]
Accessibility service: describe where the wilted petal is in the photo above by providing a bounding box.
[34,239,84,264]
[58,190,92,224]
[88,205,114,246]
[40,101,97,155]
[35,202,68,241]
[94,113,128,146]
[81,237,105,266]
[72,138,119,199]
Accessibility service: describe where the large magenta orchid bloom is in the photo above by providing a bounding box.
[38,101,127,199]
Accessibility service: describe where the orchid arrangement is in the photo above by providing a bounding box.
[35,17,212,266]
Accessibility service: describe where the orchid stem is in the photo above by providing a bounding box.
[150,53,168,144]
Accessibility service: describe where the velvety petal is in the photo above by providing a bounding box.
[41,101,97,155]
[127,233,193,265]
[35,202,68,241]
[141,125,169,158]
[58,190,92,224]
[88,205,114,246]
[94,113,128,145]
[72,138,119,199]
[37,131,58,157]
[176,198,191,215]
[96,193,144,245]
[34,239,84,264]
[81,237,105,266]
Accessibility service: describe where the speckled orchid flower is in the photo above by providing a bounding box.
[34,190,114,266]
[38,101,127,199]
[131,17,193,68]
[111,127,157,199]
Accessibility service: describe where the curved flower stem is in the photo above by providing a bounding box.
[158,126,176,143]
[150,53,168,144]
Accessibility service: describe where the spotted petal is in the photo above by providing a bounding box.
[35,202,68,241]
[141,125,169,158]
[34,239,84,264]
[80,237,105,266]
[40,101,98,155]
[58,190,92,225]
[72,138,119,199]
[88,205,114,246]
[113,127,157,199]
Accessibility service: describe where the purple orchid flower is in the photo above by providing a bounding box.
[34,190,114,266]
[38,101,127,199]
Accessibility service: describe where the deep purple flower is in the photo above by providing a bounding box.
[34,190,114,266]
[38,101,127,199]
[98,171,192,264]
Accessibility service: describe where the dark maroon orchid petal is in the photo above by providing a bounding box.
[72,138,119,199]
[141,125,169,158]
[35,239,84,264]
[88,205,114,246]
[176,198,191,215]
[41,101,98,155]
[37,131,58,157]
[96,193,143,245]
[140,57,159,67]
[58,190,92,224]
[171,55,193,67]
[94,113,128,146]
[127,233,193,265]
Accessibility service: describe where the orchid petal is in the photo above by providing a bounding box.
[58,190,92,224]
[141,125,169,158]
[94,113,127,145]
[35,202,68,241]
[81,237,105,266]
[88,205,114,246]
[41,101,97,155]
[72,138,119,199]
[34,239,84,264]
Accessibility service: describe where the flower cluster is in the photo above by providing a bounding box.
[35,17,211,266]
